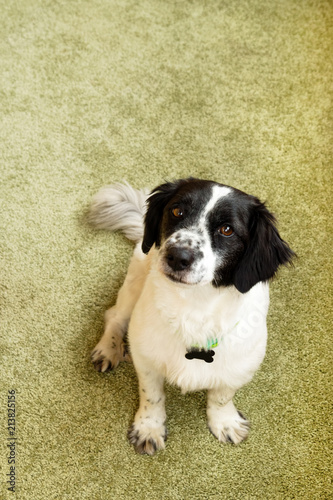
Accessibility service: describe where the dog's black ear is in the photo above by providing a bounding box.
[233,201,295,293]
[142,179,187,254]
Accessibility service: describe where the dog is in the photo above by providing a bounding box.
[89,178,294,455]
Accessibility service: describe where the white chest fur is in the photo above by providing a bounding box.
[129,260,269,393]
[151,269,242,348]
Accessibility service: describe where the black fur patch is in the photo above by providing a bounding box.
[142,178,214,254]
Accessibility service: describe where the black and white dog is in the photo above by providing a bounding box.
[89,178,294,455]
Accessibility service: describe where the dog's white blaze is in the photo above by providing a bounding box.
[192,185,232,282]
[199,185,232,227]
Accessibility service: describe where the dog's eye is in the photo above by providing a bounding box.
[218,225,234,237]
[171,207,183,218]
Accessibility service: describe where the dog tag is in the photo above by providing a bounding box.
[185,349,215,363]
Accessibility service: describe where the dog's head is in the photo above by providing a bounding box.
[142,178,294,293]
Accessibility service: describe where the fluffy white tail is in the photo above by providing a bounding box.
[88,182,150,242]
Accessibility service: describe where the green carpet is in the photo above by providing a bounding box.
[1,0,332,498]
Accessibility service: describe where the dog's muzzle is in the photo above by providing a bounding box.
[160,230,207,285]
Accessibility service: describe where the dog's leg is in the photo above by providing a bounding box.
[128,368,167,455]
[91,246,147,372]
[207,387,250,444]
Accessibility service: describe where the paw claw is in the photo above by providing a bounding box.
[225,433,234,444]
[90,349,101,359]
[92,355,113,373]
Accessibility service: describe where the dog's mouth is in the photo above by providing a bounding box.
[164,271,196,286]
[161,263,207,286]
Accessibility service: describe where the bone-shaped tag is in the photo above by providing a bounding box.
[185,349,215,363]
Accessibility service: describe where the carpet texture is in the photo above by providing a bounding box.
[1,0,332,498]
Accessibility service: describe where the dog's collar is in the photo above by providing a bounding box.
[184,321,240,363]
[185,338,219,363]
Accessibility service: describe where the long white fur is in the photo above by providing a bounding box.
[88,182,149,241]
[90,182,270,455]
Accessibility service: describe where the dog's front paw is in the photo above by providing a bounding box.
[91,336,131,372]
[128,422,167,456]
[208,410,250,445]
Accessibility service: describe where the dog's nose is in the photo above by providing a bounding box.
[166,246,195,271]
